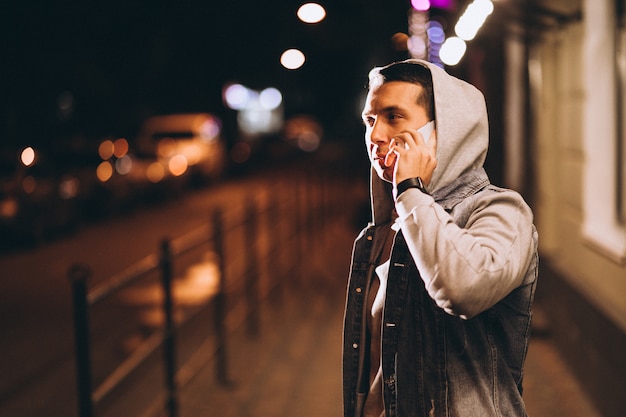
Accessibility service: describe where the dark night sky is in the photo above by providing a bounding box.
[2,0,417,150]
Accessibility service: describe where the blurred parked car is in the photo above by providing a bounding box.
[0,148,80,249]
[135,113,227,186]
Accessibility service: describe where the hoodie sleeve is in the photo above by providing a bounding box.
[395,187,535,319]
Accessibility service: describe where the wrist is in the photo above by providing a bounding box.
[394,177,429,200]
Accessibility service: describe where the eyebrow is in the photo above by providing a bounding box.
[362,105,404,118]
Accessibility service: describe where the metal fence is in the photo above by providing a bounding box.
[68,173,338,417]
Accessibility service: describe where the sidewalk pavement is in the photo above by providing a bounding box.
[111,217,601,417]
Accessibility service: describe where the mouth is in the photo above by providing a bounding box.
[373,154,392,171]
[373,151,387,161]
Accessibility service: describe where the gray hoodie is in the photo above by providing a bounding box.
[369,59,536,319]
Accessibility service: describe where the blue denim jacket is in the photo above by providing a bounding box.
[342,169,539,417]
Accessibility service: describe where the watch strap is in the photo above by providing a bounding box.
[395,177,428,199]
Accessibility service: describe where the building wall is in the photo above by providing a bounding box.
[528,3,626,416]
[532,1,626,333]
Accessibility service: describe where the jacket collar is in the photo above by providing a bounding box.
[431,167,490,210]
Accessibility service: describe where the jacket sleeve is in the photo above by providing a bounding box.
[395,187,535,319]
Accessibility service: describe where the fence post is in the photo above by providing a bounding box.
[245,196,260,337]
[293,176,304,286]
[69,263,94,417]
[160,239,177,417]
[268,183,284,301]
[212,207,230,385]
[309,170,317,242]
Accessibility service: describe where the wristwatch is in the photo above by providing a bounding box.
[395,177,429,200]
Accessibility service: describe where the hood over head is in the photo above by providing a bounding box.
[370,59,489,225]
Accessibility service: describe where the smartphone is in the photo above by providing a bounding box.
[417,120,435,144]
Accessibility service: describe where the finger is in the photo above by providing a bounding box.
[384,148,397,167]
[393,132,415,150]
[389,136,407,152]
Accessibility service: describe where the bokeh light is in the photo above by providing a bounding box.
[157,138,177,158]
[200,117,221,141]
[168,154,188,176]
[59,176,79,199]
[391,33,410,51]
[22,176,36,193]
[280,49,306,70]
[455,0,494,41]
[224,84,252,110]
[440,36,467,65]
[99,140,115,160]
[146,162,165,183]
[408,35,428,58]
[297,3,326,24]
[411,0,431,11]
[20,147,35,167]
[427,21,445,43]
[115,155,133,175]
[259,87,283,110]
[97,161,114,182]
[113,138,129,158]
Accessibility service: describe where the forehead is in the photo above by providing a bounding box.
[363,81,424,114]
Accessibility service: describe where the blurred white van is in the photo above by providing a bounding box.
[136,113,227,183]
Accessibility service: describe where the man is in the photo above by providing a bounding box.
[342,59,538,417]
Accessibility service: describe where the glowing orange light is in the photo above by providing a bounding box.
[59,176,80,199]
[113,138,129,158]
[0,198,18,218]
[146,162,165,183]
[180,142,203,165]
[22,176,36,193]
[158,138,177,158]
[168,155,188,176]
[99,140,115,160]
[392,33,410,51]
[97,161,114,182]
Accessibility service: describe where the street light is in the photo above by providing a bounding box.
[297,3,326,24]
[280,48,306,70]
[439,36,466,66]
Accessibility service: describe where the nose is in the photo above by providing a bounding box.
[369,120,389,146]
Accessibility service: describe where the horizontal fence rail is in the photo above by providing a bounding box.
[68,172,344,417]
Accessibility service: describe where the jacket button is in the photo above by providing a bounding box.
[367,235,373,241]
[352,343,358,349]
[356,287,362,293]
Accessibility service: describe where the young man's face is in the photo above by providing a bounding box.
[362,81,430,182]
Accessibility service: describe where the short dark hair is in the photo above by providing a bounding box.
[368,61,435,120]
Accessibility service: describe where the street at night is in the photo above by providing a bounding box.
[2,1,624,416]
[0,156,366,416]
[0,157,600,417]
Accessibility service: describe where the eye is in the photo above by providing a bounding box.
[387,113,402,122]
[363,116,375,127]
